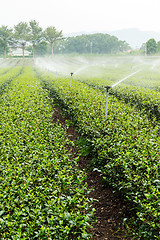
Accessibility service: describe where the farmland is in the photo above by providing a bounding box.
[0,56,160,239]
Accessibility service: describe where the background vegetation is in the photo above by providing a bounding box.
[0,20,131,57]
[1,20,160,57]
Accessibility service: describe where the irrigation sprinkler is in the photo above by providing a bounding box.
[104,70,141,119]
[70,72,74,87]
[105,86,111,118]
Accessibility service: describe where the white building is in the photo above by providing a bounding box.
[8,48,31,57]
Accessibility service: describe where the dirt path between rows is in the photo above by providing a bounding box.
[52,106,133,240]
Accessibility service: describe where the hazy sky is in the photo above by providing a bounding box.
[1,0,160,33]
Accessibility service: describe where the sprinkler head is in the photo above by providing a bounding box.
[70,72,74,76]
[105,86,111,92]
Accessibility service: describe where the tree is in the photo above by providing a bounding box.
[157,41,160,53]
[14,22,30,58]
[57,33,131,54]
[34,41,48,56]
[146,38,157,55]
[140,43,147,55]
[118,40,131,53]
[0,26,13,58]
[44,26,63,56]
[28,20,43,57]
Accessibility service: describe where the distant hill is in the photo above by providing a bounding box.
[109,28,160,49]
[64,28,160,49]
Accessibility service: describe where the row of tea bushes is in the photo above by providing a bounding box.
[82,64,160,90]
[0,66,22,95]
[76,77,160,120]
[0,67,12,76]
[0,66,94,239]
[36,70,160,239]
[119,69,160,90]
[109,84,160,120]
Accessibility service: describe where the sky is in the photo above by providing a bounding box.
[1,0,160,34]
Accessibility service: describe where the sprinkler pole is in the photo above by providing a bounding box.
[105,86,111,118]
[70,72,74,87]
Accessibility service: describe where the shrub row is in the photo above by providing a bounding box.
[36,69,160,239]
[0,66,94,239]
[0,67,12,76]
[73,61,160,90]
[0,66,22,95]
[76,77,160,120]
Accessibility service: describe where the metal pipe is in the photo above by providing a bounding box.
[70,72,74,87]
[105,86,111,118]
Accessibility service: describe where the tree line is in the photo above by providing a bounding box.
[54,34,131,54]
[0,20,63,58]
[0,20,131,57]
[140,38,160,55]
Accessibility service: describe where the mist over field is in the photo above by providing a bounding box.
[34,55,160,90]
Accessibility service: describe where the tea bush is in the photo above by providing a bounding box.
[36,69,160,239]
[0,66,94,239]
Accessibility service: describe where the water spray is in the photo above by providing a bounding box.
[70,72,74,87]
[105,70,141,119]
[111,70,141,88]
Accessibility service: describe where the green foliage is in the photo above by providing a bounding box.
[28,20,43,44]
[146,38,157,55]
[34,41,48,56]
[157,41,160,53]
[36,69,160,239]
[14,22,31,58]
[77,75,160,120]
[28,20,43,57]
[0,67,11,75]
[55,33,131,54]
[0,66,94,239]
[0,22,133,56]
[44,26,63,43]
[0,26,13,57]
[44,26,63,56]
[0,66,22,95]
[0,45,3,56]
[14,22,30,44]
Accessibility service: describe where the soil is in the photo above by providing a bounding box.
[52,106,133,240]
